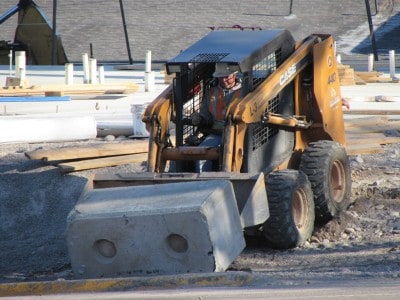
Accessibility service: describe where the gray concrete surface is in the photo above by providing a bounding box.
[66,180,245,278]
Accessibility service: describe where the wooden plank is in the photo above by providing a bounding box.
[345,132,387,140]
[58,153,148,173]
[354,71,383,78]
[344,109,400,115]
[344,116,392,134]
[25,140,149,161]
[346,134,400,145]
[346,143,385,155]
[344,116,389,128]
[345,120,400,134]
[353,73,366,85]
[0,83,139,96]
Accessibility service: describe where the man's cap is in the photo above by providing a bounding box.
[213,63,237,77]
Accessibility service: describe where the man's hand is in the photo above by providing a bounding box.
[191,112,203,126]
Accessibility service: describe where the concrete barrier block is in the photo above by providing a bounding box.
[66,180,245,279]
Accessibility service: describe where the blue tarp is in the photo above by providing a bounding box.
[0,96,71,102]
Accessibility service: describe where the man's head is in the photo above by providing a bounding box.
[213,63,238,89]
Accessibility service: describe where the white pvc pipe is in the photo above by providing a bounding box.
[82,53,89,84]
[65,63,74,85]
[0,115,97,144]
[336,54,341,64]
[145,50,151,73]
[368,54,374,72]
[98,65,105,84]
[15,51,26,80]
[144,72,155,92]
[89,58,97,84]
[389,50,396,79]
[144,50,155,92]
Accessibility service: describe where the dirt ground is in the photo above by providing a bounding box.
[0,137,400,285]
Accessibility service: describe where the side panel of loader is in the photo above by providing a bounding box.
[312,35,346,145]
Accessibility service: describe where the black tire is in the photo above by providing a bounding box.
[263,170,315,249]
[299,140,351,223]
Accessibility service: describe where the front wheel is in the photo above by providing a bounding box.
[299,140,352,223]
[263,170,315,249]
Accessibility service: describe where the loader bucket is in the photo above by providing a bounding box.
[66,180,246,278]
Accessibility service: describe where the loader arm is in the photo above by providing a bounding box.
[222,35,318,172]
[142,84,173,172]
[223,34,345,172]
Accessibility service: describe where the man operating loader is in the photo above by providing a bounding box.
[191,63,244,172]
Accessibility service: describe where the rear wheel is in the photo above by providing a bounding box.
[263,170,315,249]
[299,140,351,223]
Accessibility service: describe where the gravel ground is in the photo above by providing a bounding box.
[234,142,400,283]
[0,138,399,285]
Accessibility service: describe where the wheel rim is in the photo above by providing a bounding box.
[331,160,346,203]
[292,188,308,231]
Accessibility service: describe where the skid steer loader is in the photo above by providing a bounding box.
[66,29,351,278]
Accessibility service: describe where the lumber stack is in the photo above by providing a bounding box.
[345,116,400,155]
[25,140,149,173]
[338,64,356,86]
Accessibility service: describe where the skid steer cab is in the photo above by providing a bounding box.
[66,29,352,279]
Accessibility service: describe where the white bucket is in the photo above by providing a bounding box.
[131,104,149,137]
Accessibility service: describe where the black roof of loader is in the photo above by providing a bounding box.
[166,29,296,74]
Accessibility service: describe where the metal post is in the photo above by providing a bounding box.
[365,0,379,61]
[119,0,133,64]
[51,0,57,65]
[289,0,293,15]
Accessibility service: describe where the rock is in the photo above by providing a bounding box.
[322,238,330,244]
[370,180,384,187]
[344,228,356,235]
[354,156,364,163]
[309,236,320,243]
[375,204,385,210]
[116,135,128,140]
[390,211,400,218]
[104,135,115,141]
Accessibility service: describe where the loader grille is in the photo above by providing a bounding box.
[252,95,280,151]
[183,80,204,141]
[190,53,229,63]
[252,48,282,89]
